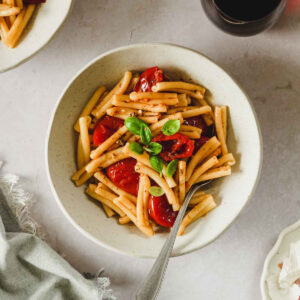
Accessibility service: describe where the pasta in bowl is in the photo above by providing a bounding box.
[46,44,262,257]
[71,67,235,237]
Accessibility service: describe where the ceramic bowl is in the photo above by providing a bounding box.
[261,220,300,299]
[0,0,73,73]
[46,43,262,258]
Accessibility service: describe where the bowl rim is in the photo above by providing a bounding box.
[260,219,300,299]
[0,0,74,73]
[45,42,263,258]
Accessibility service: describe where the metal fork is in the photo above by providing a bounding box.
[136,181,211,300]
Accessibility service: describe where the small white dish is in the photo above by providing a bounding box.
[46,43,262,258]
[261,220,300,299]
[0,0,73,73]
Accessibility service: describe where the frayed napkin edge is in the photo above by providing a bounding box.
[0,162,116,300]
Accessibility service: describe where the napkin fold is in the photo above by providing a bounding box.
[0,163,115,300]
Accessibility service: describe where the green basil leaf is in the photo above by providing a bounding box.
[140,125,152,145]
[124,117,146,135]
[166,159,178,178]
[149,186,165,197]
[145,142,162,155]
[149,155,164,174]
[162,119,181,136]
[129,142,143,155]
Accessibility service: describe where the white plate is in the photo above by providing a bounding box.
[261,220,300,299]
[0,0,73,73]
[46,43,262,258]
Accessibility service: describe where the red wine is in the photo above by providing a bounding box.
[214,0,281,21]
[201,0,286,36]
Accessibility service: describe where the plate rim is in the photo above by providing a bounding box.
[45,43,263,258]
[260,219,300,299]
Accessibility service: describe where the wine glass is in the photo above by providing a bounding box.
[200,0,287,36]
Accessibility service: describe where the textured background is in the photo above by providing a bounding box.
[1,1,300,299]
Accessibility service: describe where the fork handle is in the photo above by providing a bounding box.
[136,185,199,300]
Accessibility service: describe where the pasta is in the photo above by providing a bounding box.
[152,81,206,95]
[74,86,106,132]
[179,130,201,139]
[185,136,221,181]
[112,96,168,112]
[114,196,154,236]
[178,195,217,235]
[0,2,41,49]
[178,161,186,204]
[86,184,125,217]
[94,170,137,203]
[196,165,231,182]
[71,68,235,236]
[85,146,129,173]
[90,125,128,159]
[215,106,228,155]
[122,143,176,189]
[186,156,218,190]
[92,71,132,119]
[96,183,117,218]
[79,116,91,165]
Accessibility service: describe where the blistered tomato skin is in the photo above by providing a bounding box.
[152,133,194,162]
[106,158,139,196]
[93,116,124,146]
[184,116,214,152]
[134,67,164,92]
[183,116,212,137]
[148,194,178,228]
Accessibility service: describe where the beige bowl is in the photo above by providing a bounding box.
[46,44,262,258]
[0,0,73,73]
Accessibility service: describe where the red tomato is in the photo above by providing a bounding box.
[148,194,178,228]
[194,136,210,153]
[152,133,194,162]
[183,116,212,136]
[184,116,214,152]
[134,66,164,92]
[106,158,139,196]
[93,116,124,146]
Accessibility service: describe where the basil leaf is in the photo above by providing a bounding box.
[149,186,165,197]
[140,125,152,145]
[166,159,178,178]
[149,155,164,174]
[129,142,143,155]
[125,117,146,135]
[162,119,180,136]
[145,142,162,155]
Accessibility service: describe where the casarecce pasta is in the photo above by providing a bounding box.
[0,0,46,48]
[71,66,236,237]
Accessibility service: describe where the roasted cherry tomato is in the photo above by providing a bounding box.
[194,136,210,153]
[93,116,124,146]
[134,66,164,92]
[106,158,139,196]
[152,133,194,162]
[184,116,214,152]
[148,194,178,228]
[183,116,212,137]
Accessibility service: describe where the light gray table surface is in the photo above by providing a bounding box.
[1,1,300,299]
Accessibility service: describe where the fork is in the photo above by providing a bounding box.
[136,181,211,300]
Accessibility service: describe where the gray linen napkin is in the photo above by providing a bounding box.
[0,164,115,300]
